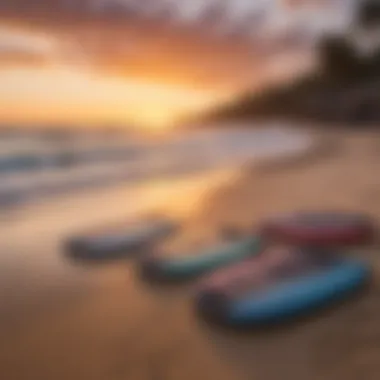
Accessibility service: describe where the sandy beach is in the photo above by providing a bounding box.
[0,127,380,380]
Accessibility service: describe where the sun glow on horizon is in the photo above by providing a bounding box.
[0,22,312,133]
[0,64,226,132]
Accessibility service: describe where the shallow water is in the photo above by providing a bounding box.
[0,126,312,208]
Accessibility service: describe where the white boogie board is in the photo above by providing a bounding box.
[65,215,178,259]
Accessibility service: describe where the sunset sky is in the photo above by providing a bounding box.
[0,0,355,131]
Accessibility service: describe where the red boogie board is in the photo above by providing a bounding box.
[196,246,331,298]
[260,212,375,246]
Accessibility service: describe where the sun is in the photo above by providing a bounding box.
[0,65,225,132]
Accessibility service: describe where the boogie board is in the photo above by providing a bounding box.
[195,247,370,325]
[65,215,178,259]
[139,236,263,281]
[260,211,375,246]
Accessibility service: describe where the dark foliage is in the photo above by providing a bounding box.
[357,0,380,28]
[201,1,380,126]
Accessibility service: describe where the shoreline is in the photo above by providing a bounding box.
[230,127,376,200]
[0,126,314,210]
[1,126,380,380]
[251,128,335,173]
[186,127,380,252]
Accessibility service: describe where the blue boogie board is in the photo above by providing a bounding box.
[139,236,263,281]
[195,257,370,326]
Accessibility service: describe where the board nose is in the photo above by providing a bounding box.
[65,238,88,257]
[139,256,164,280]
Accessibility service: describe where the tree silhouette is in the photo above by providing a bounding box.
[318,35,360,81]
[357,0,380,28]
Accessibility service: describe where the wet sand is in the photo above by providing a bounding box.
[1,129,380,380]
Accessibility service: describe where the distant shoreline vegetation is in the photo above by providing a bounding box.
[201,1,380,127]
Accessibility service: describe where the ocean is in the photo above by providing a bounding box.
[0,124,312,209]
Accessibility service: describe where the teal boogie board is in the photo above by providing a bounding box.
[139,236,263,281]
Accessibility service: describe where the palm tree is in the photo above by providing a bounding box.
[318,34,359,81]
[357,0,380,28]
[353,0,380,55]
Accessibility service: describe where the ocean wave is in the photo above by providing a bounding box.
[0,126,312,207]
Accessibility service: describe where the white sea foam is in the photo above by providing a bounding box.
[0,125,313,207]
